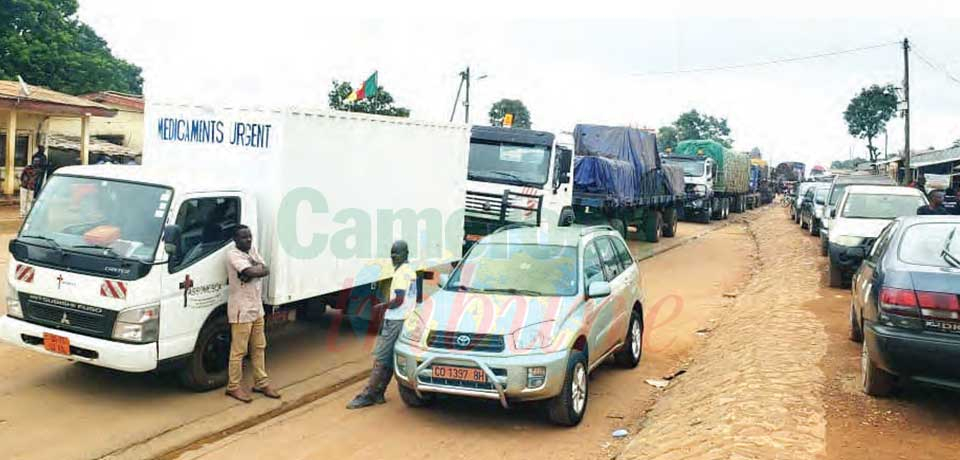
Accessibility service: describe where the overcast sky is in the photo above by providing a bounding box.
[77,0,960,169]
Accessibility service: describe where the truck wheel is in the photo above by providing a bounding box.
[297,297,328,322]
[398,384,435,408]
[178,314,230,391]
[722,198,730,220]
[614,310,643,368]
[711,199,723,220]
[730,197,740,214]
[820,235,829,256]
[800,213,809,230]
[609,218,626,240]
[662,208,678,237]
[644,211,663,243]
[546,348,589,426]
[861,340,895,397]
[699,203,713,224]
[828,261,844,288]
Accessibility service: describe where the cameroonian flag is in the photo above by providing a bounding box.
[344,71,378,103]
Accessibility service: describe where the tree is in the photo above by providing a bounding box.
[327,80,410,117]
[657,126,678,152]
[488,99,531,129]
[843,84,899,163]
[0,0,143,94]
[672,110,733,147]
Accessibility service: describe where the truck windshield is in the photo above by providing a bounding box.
[663,159,704,177]
[446,243,578,297]
[21,175,171,262]
[841,193,925,219]
[468,141,551,186]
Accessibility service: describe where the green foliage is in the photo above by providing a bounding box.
[670,110,733,148]
[657,126,678,152]
[0,0,143,94]
[488,99,531,129]
[843,84,898,162]
[952,138,960,148]
[830,157,868,170]
[327,80,410,117]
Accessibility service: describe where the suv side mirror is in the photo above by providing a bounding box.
[162,224,182,257]
[587,281,612,299]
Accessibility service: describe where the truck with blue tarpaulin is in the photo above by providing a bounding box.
[568,124,686,242]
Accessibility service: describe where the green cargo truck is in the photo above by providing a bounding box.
[661,140,754,223]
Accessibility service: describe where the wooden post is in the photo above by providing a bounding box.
[4,109,17,195]
[80,114,90,165]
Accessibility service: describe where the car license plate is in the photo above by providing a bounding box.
[432,365,487,383]
[43,333,71,355]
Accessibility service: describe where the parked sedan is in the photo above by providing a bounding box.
[791,182,817,224]
[799,183,830,235]
[851,216,960,396]
[394,225,644,426]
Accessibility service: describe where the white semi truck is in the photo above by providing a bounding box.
[1,101,469,390]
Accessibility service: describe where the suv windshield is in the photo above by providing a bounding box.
[468,141,551,186]
[663,159,704,177]
[446,243,578,296]
[899,223,960,268]
[841,193,925,219]
[21,175,171,262]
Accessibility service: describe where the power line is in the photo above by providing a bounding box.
[632,41,900,77]
[911,45,960,86]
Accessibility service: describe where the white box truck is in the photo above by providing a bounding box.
[1,101,469,389]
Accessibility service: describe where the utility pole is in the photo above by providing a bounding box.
[463,66,471,123]
[902,38,912,185]
[449,74,464,122]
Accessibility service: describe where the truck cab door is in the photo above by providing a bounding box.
[157,193,248,361]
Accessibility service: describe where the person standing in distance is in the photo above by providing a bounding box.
[347,240,417,409]
[917,190,950,215]
[225,225,281,403]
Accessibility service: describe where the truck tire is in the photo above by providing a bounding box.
[820,234,829,256]
[398,384,435,407]
[609,218,626,240]
[828,261,844,288]
[721,198,730,220]
[711,199,723,220]
[178,314,230,391]
[662,208,678,237]
[644,211,663,243]
[699,203,713,224]
[614,310,643,368]
[861,340,895,397]
[546,348,589,426]
[730,196,741,214]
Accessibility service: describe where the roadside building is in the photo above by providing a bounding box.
[48,91,144,154]
[0,80,117,195]
[910,146,960,190]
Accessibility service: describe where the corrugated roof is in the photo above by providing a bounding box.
[47,134,138,157]
[0,80,116,116]
[911,146,960,168]
[79,91,144,112]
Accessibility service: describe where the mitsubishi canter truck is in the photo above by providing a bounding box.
[1,101,469,390]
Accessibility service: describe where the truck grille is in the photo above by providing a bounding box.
[465,190,543,226]
[427,331,505,353]
[19,293,117,339]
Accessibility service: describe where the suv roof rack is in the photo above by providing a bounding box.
[580,225,615,236]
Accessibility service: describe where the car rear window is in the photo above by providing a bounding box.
[898,223,960,268]
[841,193,925,219]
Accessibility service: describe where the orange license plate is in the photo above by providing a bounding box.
[432,365,487,383]
[43,333,71,355]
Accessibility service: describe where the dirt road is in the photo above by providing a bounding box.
[165,221,758,460]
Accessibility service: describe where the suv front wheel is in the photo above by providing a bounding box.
[614,310,643,368]
[546,348,588,426]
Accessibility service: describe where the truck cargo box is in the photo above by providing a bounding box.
[572,125,661,204]
[674,140,750,194]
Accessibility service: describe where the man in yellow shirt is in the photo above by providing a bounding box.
[347,240,417,409]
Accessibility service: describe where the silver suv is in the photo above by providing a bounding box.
[393,225,645,426]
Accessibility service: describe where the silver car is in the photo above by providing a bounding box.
[393,225,645,426]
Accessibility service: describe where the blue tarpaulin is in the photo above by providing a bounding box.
[573,125,663,204]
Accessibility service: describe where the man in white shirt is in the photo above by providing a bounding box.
[347,240,417,409]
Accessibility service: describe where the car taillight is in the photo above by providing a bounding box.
[916,291,960,320]
[879,287,920,317]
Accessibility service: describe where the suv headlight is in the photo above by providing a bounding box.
[112,304,159,343]
[401,312,426,343]
[513,321,556,350]
[5,283,22,319]
[832,235,865,247]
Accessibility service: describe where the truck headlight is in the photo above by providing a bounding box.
[112,304,159,343]
[401,312,426,343]
[832,236,865,247]
[513,321,555,350]
[5,284,22,319]
[693,185,707,196]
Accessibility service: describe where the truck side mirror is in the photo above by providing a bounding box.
[555,147,573,188]
[830,209,837,218]
[162,224,182,257]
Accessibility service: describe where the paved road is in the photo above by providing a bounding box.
[166,221,758,460]
[0,213,743,460]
